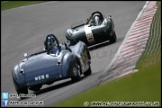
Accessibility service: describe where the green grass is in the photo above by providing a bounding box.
[1,1,47,10]
[57,61,161,107]
[57,1,161,107]
[136,1,161,69]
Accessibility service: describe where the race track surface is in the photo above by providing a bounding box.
[1,1,145,106]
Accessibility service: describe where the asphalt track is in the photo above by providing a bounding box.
[1,1,145,107]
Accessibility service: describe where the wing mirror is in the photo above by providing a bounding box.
[24,53,28,58]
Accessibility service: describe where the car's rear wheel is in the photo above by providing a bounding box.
[84,64,92,76]
[109,32,117,43]
[71,62,81,81]
[28,84,42,92]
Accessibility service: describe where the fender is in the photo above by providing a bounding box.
[106,16,115,35]
[62,52,79,77]
[12,63,27,90]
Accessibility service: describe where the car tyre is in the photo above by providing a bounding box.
[110,32,117,43]
[28,84,42,92]
[17,88,28,94]
[71,62,81,81]
[17,88,28,99]
[84,65,92,76]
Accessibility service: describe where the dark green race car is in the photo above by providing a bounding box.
[65,11,117,47]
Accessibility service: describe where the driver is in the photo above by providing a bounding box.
[44,34,60,55]
[86,11,103,26]
[44,34,72,54]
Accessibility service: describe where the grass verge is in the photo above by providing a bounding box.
[57,61,160,107]
[1,1,47,10]
[56,1,161,107]
[136,1,161,69]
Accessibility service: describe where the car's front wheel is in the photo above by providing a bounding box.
[17,88,28,95]
[71,62,81,81]
[109,32,117,43]
[17,87,28,99]
[28,84,42,92]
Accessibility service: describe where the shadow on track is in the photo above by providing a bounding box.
[34,73,95,96]
[88,37,123,51]
[34,79,78,95]
[20,76,91,101]
[19,72,98,101]
[88,41,114,51]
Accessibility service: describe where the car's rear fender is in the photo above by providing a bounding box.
[62,52,80,77]
[106,16,115,34]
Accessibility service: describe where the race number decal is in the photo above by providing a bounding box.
[84,25,95,45]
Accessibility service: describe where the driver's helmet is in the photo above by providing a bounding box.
[46,35,58,50]
[44,34,61,54]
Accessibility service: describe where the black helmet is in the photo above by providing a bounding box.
[44,34,60,51]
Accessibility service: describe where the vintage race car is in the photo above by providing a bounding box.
[65,11,117,46]
[12,34,91,96]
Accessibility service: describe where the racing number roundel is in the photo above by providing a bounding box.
[84,25,95,45]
